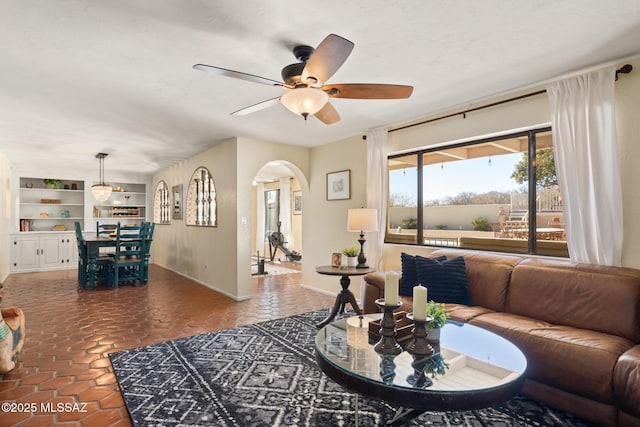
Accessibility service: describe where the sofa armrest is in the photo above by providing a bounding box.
[362,272,386,314]
[362,271,403,314]
[614,344,640,419]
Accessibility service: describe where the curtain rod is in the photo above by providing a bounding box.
[386,64,633,135]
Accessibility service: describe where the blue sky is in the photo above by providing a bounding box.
[390,152,524,203]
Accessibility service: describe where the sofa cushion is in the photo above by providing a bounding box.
[399,253,446,296]
[415,256,471,305]
[430,249,522,312]
[400,252,418,295]
[470,311,634,404]
[507,258,640,342]
[445,304,494,323]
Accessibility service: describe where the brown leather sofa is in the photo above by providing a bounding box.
[362,249,640,427]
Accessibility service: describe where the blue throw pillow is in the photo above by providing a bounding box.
[415,256,470,305]
[400,253,418,296]
[399,253,446,296]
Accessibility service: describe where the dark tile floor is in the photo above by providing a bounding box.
[0,263,334,426]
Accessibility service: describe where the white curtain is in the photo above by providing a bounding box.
[279,177,292,248]
[547,67,623,266]
[255,182,266,257]
[366,127,388,271]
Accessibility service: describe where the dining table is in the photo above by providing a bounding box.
[82,229,146,288]
[82,233,117,287]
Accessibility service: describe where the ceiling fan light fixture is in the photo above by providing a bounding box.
[280,87,329,119]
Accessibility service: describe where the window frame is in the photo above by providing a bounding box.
[386,126,564,256]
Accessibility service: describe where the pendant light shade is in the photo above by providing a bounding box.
[91,153,112,202]
[280,87,329,119]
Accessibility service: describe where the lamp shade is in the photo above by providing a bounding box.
[347,208,379,233]
[91,184,112,202]
[280,87,329,117]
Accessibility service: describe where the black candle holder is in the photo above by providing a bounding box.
[405,313,434,356]
[406,353,433,389]
[379,354,398,385]
[373,299,403,355]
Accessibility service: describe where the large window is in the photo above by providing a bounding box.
[386,127,567,257]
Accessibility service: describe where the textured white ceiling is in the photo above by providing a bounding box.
[1,1,639,177]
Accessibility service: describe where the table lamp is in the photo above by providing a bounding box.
[347,208,378,268]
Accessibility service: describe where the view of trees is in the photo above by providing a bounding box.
[390,148,558,207]
[511,148,558,188]
[390,190,514,207]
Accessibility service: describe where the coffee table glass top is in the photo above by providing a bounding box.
[315,315,527,411]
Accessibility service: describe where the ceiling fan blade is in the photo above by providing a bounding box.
[314,101,340,125]
[323,83,413,99]
[193,64,284,87]
[231,96,281,116]
[301,34,354,86]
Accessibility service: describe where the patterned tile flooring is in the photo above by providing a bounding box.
[0,263,334,426]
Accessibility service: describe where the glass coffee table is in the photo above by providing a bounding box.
[315,316,527,426]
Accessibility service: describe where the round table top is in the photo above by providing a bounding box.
[315,316,527,412]
[316,265,375,276]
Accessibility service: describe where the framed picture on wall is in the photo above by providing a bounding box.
[326,170,350,201]
[172,184,183,220]
[293,191,302,214]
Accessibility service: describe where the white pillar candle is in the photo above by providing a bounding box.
[413,285,428,321]
[385,272,399,306]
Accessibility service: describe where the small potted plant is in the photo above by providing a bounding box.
[426,301,449,342]
[342,246,359,267]
[42,179,61,189]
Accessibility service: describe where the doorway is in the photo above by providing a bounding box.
[252,161,303,276]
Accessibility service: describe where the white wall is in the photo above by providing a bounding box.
[301,135,369,297]
[615,58,640,268]
[0,151,12,282]
[150,138,241,299]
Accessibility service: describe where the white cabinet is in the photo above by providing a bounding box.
[10,232,78,272]
[92,182,146,226]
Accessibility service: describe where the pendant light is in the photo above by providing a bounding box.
[91,153,112,202]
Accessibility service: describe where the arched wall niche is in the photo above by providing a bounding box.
[153,180,170,224]
[186,166,217,227]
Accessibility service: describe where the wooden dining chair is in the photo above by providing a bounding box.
[140,222,155,284]
[96,222,117,255]
[108,222,146,288]
[75,221,112,288]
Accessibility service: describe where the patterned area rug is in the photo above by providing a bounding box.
[251,261,299,276]
[109,310,595,426]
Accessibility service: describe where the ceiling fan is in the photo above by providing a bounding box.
[193,34,413,124]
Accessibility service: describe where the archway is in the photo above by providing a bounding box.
[251,160,307,276]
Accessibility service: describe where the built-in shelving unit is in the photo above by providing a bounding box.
[93,182,146,226]
[12,177,148,273]
[19,177,85,232]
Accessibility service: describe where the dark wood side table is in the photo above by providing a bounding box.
[315,265,374,329]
